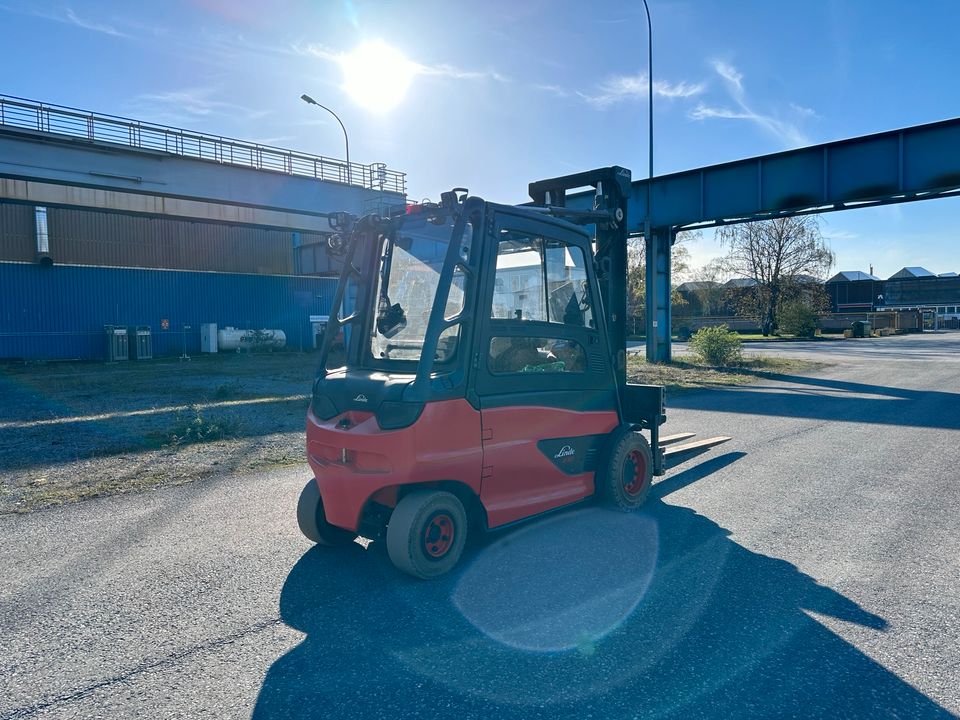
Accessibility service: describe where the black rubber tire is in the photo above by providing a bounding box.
[598,427,653,511]
[296,479,354,546]
[386,491,467,579]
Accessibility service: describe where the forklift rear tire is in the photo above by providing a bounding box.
[599,428,653,511]
[386,491,467,579]
[297,479,354,546]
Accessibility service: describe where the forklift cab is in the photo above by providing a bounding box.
[302,179,665,578]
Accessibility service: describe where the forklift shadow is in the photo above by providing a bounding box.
[253,455,953,719]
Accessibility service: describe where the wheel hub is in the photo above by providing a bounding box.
[623,449,647,496]
[423,512,455,558]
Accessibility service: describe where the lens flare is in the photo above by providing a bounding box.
[452,507,659,652]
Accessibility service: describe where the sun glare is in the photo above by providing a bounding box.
[340,41,417,112]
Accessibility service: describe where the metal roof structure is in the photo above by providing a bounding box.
[675,280,721,292]
[827,271,881,282]
[888,266,936,280]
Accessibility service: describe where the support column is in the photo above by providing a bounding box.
[645,225,672,363]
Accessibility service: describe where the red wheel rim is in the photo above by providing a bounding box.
[623,449,648,496]
[423,512,455,558]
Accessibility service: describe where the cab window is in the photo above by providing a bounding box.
[491,230,593,328]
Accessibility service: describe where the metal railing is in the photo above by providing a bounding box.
[0,94,406,194]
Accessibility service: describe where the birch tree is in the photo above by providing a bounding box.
[717,216,834,335]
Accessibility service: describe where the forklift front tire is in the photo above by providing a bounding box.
[599,428,653,511]
[297,479,354,546]
[386,491,467,579]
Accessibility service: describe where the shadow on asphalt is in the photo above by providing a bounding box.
[669,371,960,430]
[253,454,953,719]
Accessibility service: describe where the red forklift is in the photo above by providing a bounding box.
[298,167,727,578]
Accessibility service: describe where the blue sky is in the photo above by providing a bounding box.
[2,0,959,279]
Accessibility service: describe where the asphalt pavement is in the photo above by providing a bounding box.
[2,332,959,719]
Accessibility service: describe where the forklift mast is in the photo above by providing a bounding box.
[529,167,673,475]
[528,166,633,392]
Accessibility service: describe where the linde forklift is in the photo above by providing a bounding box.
[298,167,728,578]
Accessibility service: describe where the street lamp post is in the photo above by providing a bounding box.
[300,94,352,186]
[641,0,653,209]
[640,0,661,361]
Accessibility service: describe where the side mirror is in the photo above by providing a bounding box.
[377,302,407,338]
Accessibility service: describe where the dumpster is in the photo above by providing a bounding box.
[130,326,153,360]
[104,325,129,361]
[851,320,871,338]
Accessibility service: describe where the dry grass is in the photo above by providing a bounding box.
[628,353,825,395]
[0,353,316,514]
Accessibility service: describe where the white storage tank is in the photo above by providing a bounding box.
[217,327,286,351]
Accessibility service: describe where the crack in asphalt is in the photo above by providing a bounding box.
[0,616,284,719]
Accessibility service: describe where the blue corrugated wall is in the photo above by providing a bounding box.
[0,263,337,360]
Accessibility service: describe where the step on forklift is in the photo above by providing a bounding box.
[298,167,729,578]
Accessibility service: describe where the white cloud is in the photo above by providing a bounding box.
[294,42,340,62]
[655,79,707,99]
[131,89,270,124]
[534,84,571,98]
[64,8,128,37]
[579,73,705,108]
[416,63,510,83]
[790,102,819,119]
[688,61,811,148]
[713,61,743,93]
[2,5,133,38]
[295,42,509,83]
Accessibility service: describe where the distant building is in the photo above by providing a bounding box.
[825,271,882,312]
[825,267,960,324]
[723,278,759,289]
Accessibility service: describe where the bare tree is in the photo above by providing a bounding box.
[717,216,834,335]
[626,230,696,318]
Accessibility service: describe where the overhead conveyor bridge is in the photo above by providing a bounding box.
[566,117,960,361]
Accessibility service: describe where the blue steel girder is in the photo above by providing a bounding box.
[586,116,960,231]
[568,116,960,360]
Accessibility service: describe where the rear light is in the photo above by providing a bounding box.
[376,401,424,430]
[311,393,339,421]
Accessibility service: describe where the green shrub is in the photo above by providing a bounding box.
[156,407,241,446]
[212,379,244,400]
[689,324,743,366]
[777,300,818,338]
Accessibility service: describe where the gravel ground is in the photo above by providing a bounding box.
[0,333,957,718]
[0,353,317,513]
[1,349,818,514]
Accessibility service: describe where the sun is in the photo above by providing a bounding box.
[340,41,417,112]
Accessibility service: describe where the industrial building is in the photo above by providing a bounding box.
[826,267,960,327]
[0,95,406,360]
[673,266,960,333]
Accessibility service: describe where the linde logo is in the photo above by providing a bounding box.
[554,445,575,459]
[353,394,369,403]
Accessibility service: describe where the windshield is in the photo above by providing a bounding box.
[369,214,466,363]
